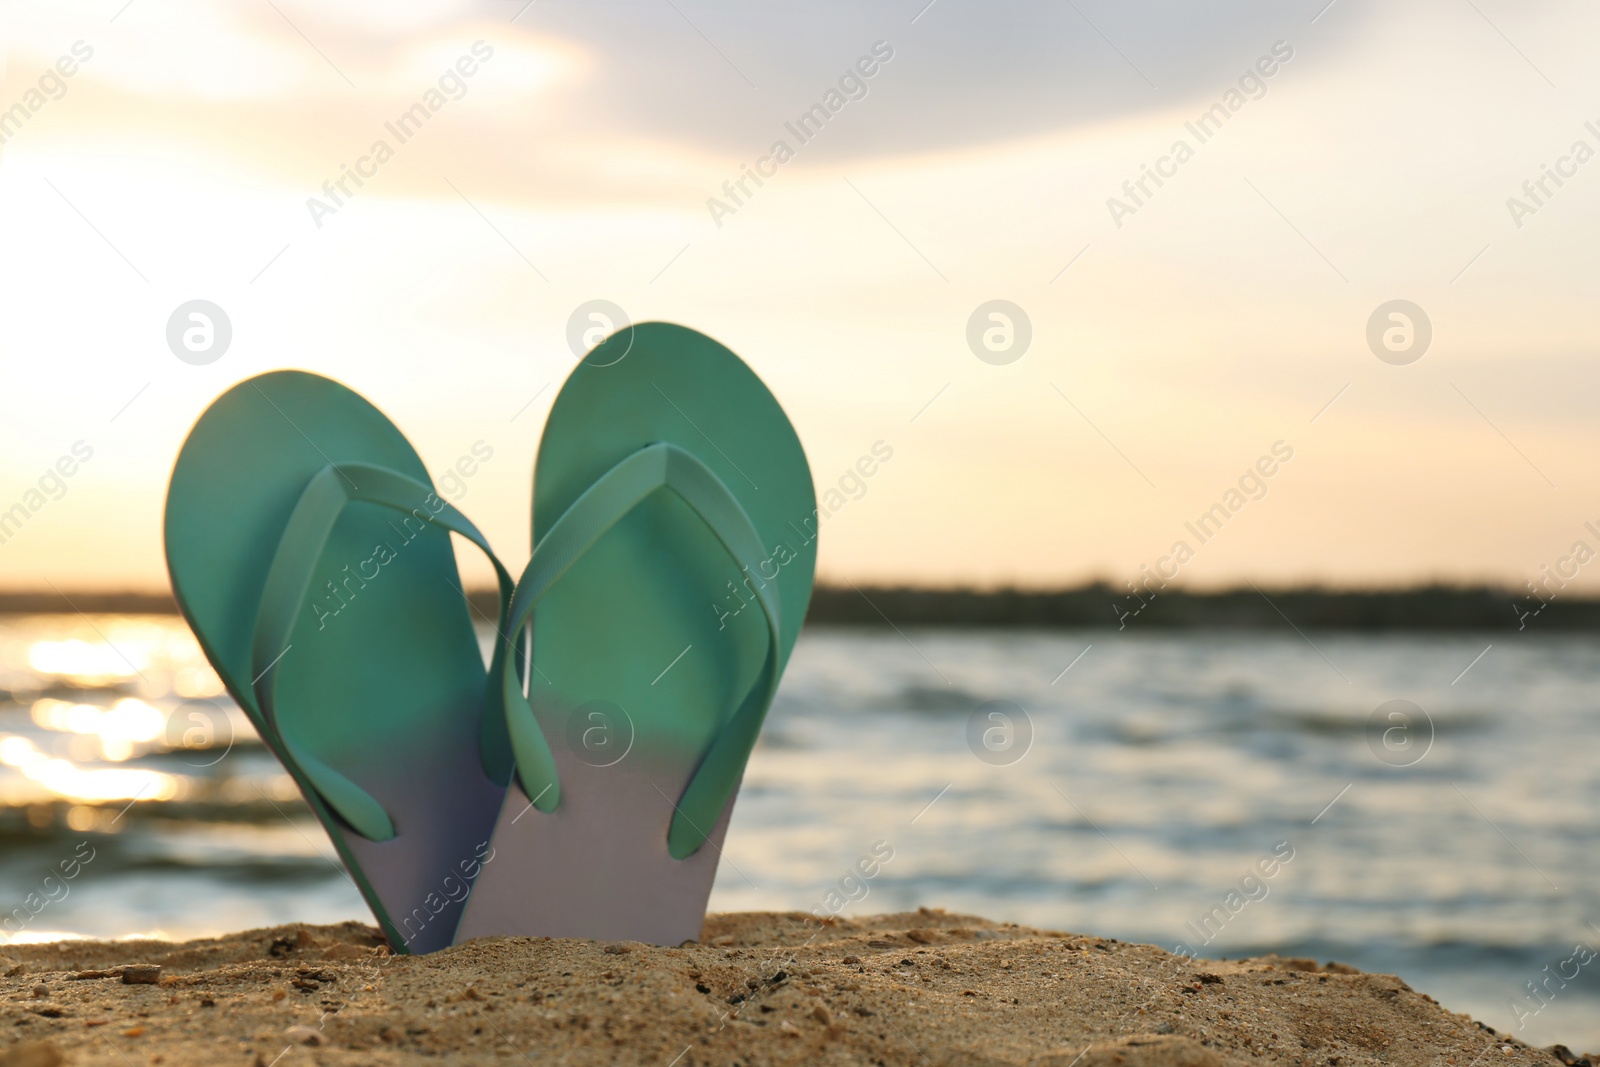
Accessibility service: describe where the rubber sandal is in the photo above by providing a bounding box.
[164,370,515,954]
[454,322,817,945]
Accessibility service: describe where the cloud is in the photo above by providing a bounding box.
[2,0,1362,202]
[523,0,1337,158]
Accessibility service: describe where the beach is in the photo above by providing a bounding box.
[4,618,1600,1046]
[0,909,1586,1067]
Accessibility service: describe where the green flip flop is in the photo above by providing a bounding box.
[164,371,515,954]
[455,322,817,945]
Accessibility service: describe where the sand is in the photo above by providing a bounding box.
[0,909,1590,1067]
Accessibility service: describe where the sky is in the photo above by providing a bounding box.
[3,0,1600,593]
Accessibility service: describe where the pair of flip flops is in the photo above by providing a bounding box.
[163,324,817,953]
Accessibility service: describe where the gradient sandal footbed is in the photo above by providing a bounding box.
[455,322,817,945]
[164,370,512,953]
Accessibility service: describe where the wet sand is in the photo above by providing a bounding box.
[0,909,1590,1067]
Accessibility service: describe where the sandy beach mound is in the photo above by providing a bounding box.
[0,909,1588,1067]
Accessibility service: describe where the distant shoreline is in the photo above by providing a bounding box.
[0,583,1579,631]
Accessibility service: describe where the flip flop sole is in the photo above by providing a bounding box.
[456,323,816,945]
[164,371,504,953]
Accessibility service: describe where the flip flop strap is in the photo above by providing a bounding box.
[500,441,781,859]
[252,462,516,842]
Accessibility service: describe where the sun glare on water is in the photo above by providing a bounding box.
[0,733,180,803]
[29,698,166,762]
[26,639,147,684]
